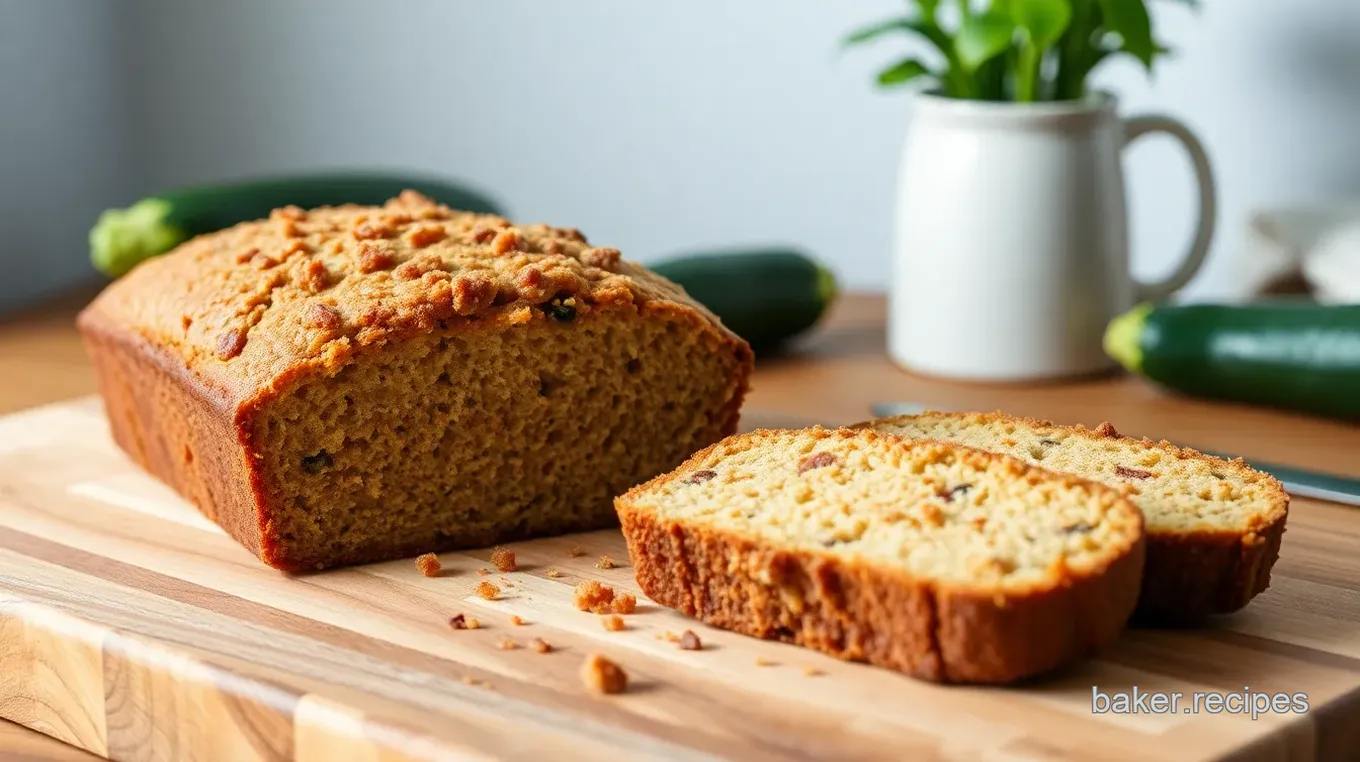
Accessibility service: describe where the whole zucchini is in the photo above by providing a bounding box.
[1104,301,1360,420]
[90,171,503,277]
[651,248,838,352]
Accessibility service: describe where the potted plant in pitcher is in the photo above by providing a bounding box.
[846,0,1215,381]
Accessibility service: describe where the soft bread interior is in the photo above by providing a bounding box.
[869,413,1287,535]
[626,429,1143,592]
[254,306,745,568]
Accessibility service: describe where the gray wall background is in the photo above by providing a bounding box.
[4,0,1360,312]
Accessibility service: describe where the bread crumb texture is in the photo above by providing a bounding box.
[602,614,626,632]
[78,192,752,571]
[414,552,441,577]
[596,554,616,569]
[475,581,501,600]
[490,546,517,572]
[865,411,1289,620]
[616,427,1147,684]
[449,614,479,630]
[581,654,628,694]
[574,580,615,613]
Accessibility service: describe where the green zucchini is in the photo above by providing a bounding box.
[1104,301,1360,420]
[90,171,503,277]
[651,248,838,351]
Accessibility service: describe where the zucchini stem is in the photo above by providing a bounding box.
[1104,302,1152,373]
[89,198,187,278]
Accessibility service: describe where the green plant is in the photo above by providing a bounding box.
[844,0,1195,102]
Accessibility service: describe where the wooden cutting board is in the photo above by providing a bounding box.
[3,397,1360,762]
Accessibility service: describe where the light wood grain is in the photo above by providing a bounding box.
[1,291,1359,762]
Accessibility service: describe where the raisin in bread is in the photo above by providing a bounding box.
[615,427,1145,684]
[862,411,1289,622]
[78,191,752,571]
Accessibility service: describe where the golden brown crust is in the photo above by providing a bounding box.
[854,411,1290,623]
[618,499,1144,685]
[616,427,1147,684]
[77,193,753,573]
[79,191,746,411]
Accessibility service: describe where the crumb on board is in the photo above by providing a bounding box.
[498,637,520,651]
[755,657,777,667]
[510,615,525,626]
[461,675,491,688]
[679,630,702,651]
[449,614,480,630]
[568,545,586,558]
[546,567,564,578]
[500,578,514,588]
[491,546,517,572]
[477,568,491,576]
[581,654,628,695]
[573,580,615,613]
[531,638,553,654]
[659,631,680,643]
[611,593,637,615]
[596,554,615,570]
[803,666,824,677]
[475,581,501,600]
[415,553,441,577]
[602,614,626,632]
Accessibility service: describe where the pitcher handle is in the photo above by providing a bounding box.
[1122,115,1218,301]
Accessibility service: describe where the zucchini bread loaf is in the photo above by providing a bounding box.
[616,427,1146,684]
[862,412,1289,622]
[78,191,753,571]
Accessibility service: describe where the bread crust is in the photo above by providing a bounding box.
[616,428,1147,684]
[855,411,1290,623]
[78,194,752,572]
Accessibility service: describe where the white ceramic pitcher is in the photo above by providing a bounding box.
[888,91,1216,382]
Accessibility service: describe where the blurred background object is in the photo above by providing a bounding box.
[5,0,1360,315]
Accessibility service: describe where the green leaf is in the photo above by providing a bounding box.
[1009,0,1073,48]
[955,12,1016,72]
[843,17,916,46]
[1096,0,1156,69]
[876,58,933,86]
[842,16,953,58]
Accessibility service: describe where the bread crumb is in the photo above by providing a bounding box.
[568,545,586,557]
[546,567,564,578]
[498,637,520,650]
[596,554,615,570]
[581,654,628,695]
[755,657,777,667]
[661,631,680,643]
[802,666,824,677]
[679,630,702,651]
[573,580,615,614]
[531,638,553,654]
[449,614,480,630]
[415,553,441,577]
[477,568,491,576]
[611,593,637,615]
[475,581,501,600]
[602,615,626,632]
[510,615,524,626]
[460,675,491,688]
[491,546,517,572]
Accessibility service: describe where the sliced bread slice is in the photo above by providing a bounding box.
[861,412,1289,622]
[615,427,1145,684]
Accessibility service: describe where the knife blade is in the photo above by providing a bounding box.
[869,401,1360,507]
